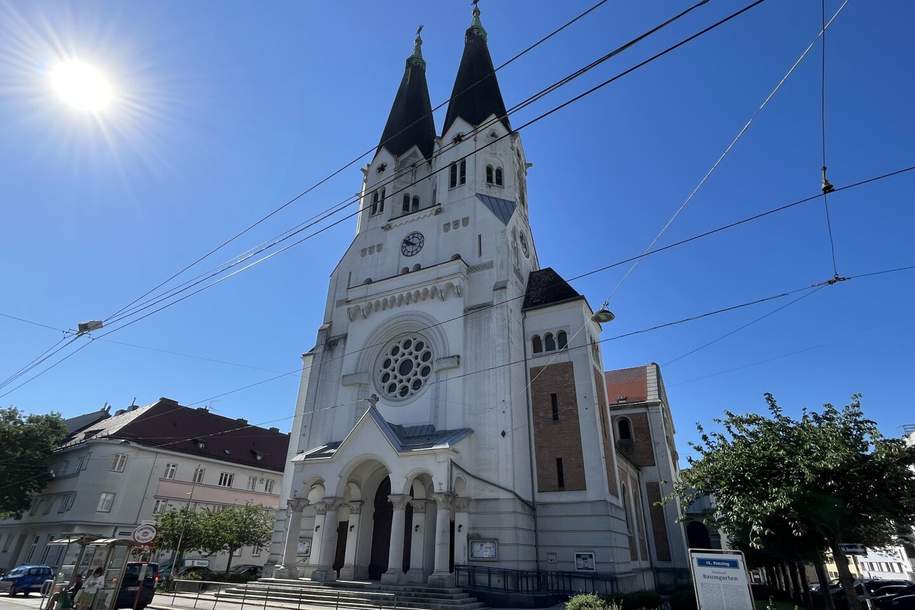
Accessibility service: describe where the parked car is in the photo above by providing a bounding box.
[0,565,54,596]
[874,585,915,609]
[114,562,159,610]
[228,564,262,580]
[890,594,915,609]
[868,580,915,596]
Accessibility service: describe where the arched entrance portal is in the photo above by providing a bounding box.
[368,476,393,580]
[687,520,712,549]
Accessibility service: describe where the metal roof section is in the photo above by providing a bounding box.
[293,405,472,462]
[476,193,517,225]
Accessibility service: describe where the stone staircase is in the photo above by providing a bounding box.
[162,577,487,610]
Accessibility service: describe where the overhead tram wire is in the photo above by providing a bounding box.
[1,264,913,493]
[103,0,715,327]
[3,159,915,400]
[662,284,827,366]
[601,0,850,306]
[819,0,840,277]
[102,0,615,325]
[0,271,891,492]
[92,0,771,334]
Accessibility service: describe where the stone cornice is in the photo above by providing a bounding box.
[347,279,463,321]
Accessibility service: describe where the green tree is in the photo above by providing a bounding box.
[199,505,272,574]
[154,507,205,571]
[0,407,68,517]
[675,394,915,610]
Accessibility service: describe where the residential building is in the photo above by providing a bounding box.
[0,398,289,573]
[266,4,689,594]
[819,545,914,582]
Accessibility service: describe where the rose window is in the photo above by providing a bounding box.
[375,334,434,400]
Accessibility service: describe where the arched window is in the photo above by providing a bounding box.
[618,417,632,441]
[459,159,467,185]
[486,165,494,184]
[449,163,458,188]
[544,333,556,351]
[402,194,410,214]
[557,330,568,350]
[532,335,543,354]
[379,188,385,213]
[371,191,379,215]
[495,167,504,186]
[411,195,420,212]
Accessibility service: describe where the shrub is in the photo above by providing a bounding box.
[669,586,698,610]
[566,593,619,610]
[620,591,662,609]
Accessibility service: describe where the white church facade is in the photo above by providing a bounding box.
[267,6,689,595]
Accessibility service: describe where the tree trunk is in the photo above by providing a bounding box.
[779,563,793,598]
[814,555,836,610]
[830,543,861,610]
[225,549,235,574]
[797,561,814,610]
[788,561,802,603]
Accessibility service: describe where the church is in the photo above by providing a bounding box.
[267,5,692,596]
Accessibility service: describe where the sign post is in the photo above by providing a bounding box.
[130,525,157,610]
[689,549,755,610]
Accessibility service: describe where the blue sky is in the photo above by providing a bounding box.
[1,0,913,456]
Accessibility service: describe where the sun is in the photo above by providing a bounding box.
[50,59,114,114]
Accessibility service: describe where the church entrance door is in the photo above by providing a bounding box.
[368,476,393,580]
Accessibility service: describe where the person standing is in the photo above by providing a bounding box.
[75,568,104,610]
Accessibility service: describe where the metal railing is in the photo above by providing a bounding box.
[159,579,399,610]
[454,564,619,596]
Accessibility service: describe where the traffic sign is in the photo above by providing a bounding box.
[132,524,157,545]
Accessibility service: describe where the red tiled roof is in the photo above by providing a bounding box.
[604,366,648,404]
[112,398,289,472]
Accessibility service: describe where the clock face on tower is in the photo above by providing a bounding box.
[401,232,424,257]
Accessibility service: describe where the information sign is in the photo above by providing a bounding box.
[689,549,755,610]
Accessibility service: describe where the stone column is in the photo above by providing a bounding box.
[453,497,471,567]
[306,504,325,569]
[381,494,411,584]
[428,492,455,587]
[275,497,308,578]
[405,499,429,583]
[339,501,363,581]
[310,497,344,582]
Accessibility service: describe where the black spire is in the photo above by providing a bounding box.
[442,3,510,135]
[376,27,436,160]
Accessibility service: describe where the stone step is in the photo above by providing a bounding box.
[259,578,466,594]
[237,584,474,601]
[224,587,477,602]
[155,594,479,610]
[214,590,486,610]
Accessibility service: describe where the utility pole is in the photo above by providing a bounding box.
[168,463,202,577]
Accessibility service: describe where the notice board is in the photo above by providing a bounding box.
[688,549,755,610]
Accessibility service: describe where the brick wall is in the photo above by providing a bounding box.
[613,411,655,467]
[593,368,618,496]
[531,362,586,492]
[646,482,671,561]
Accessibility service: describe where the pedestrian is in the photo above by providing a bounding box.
[75,568,104,610]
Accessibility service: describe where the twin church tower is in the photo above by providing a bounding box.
[268,5,688,592]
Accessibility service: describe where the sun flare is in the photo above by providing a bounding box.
[50,59,114,113]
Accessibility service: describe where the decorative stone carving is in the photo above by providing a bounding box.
[346,281,464,321]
